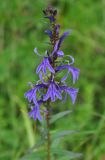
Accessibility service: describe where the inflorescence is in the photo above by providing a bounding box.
[24,6,80,121]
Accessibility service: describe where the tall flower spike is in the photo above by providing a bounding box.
[24,7,79,122]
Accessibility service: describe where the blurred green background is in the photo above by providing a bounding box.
[0,0,105,160]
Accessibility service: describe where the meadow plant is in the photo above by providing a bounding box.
[24,6,81,160]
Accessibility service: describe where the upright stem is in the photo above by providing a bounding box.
[46,111,51,160]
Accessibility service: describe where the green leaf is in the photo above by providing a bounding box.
[52,148,82,159]
[51,130,79,148]
[52,130,78,139]
[28,139,45,152]
[50,110,72,124]
[20,150,47,160]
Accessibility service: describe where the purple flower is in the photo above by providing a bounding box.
[29,104,42,121]
[51,41,64,57]
[45,30,52,39]
[52,31,72,57]
[51,41,59,55]
[24,84,47,105]
[36,57,55,75]
[43,81,62,102]
[56,65,79,84]
[51,30,71,57]
[57,50,64,57]
[45,16,55,22]
[55,24,60,35]
[60,86,78,104]
[58,31,72,49]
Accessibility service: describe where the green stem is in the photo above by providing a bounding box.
[46,111,51,160]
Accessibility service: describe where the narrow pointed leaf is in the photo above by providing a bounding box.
[20,150,47,160]
[52,130,78,139]
[52,149,82,159]
[50,110,72,124]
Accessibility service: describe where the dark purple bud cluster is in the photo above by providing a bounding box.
[43,6,57,22]
[24,7,80,121]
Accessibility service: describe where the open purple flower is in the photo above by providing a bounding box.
[29,104,42,121]
[43,81,62,102]
[56,65,79,84]
[36,57,55,75]
[24,84,47,105]
[60,86,78,104]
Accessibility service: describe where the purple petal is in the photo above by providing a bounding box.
[55,89,62,100]
[46,58,55,73]
[55,24,60,35]
[58,30,72,49]
[57,50,64,57]
[24,88,36,103]
[45,30,52,38]
[43,81,62,102]
[60,86,78,104]
[51,41,59,55]
[36,63,42,74]
[43,87,50,101]
[42,60,47,75]
[66,88,78,104]
[50,87,55,102]
[45,16,55,22]
[69,67,80,84]
[29,105,42,122]
[54,84,62,100]
[56,65,79,84]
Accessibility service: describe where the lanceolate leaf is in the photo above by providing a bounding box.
[51,130,79,148]
[52,148,82,159]
[50,110,72,124]
[20,150,47,160]
[28,139,46,152]
[52,130,78,139]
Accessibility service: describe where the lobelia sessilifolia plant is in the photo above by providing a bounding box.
[24,6,81,160]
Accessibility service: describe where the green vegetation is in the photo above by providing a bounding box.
[0,0,105,159]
